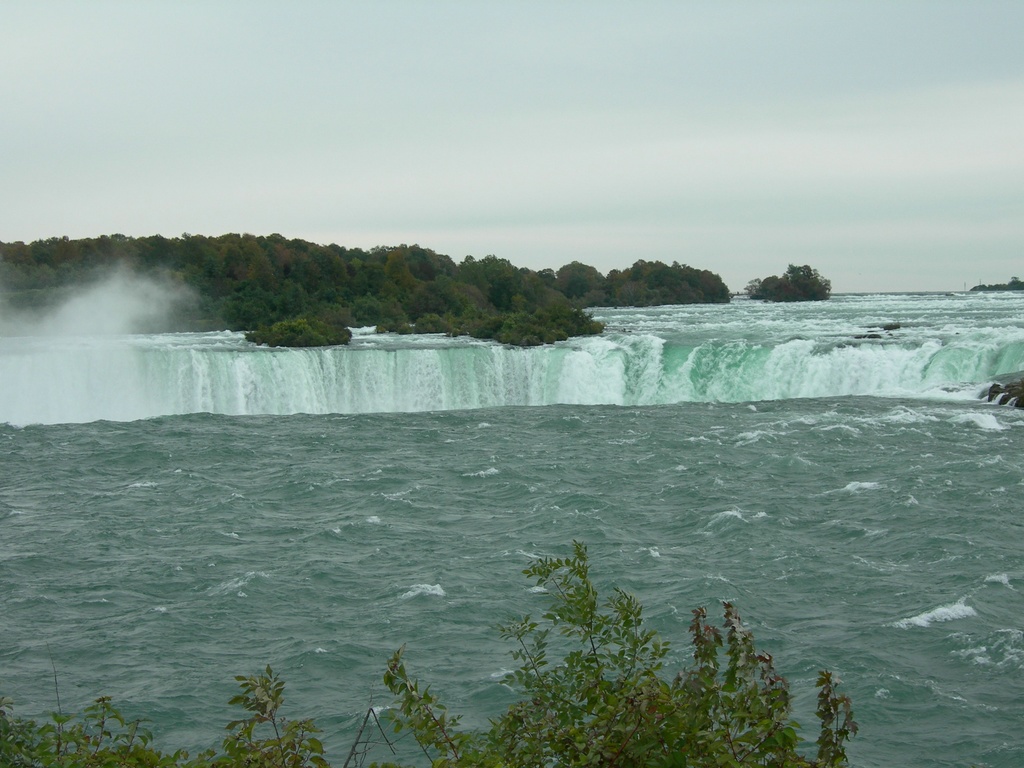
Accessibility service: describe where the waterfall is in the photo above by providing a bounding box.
[3,323,1022,425]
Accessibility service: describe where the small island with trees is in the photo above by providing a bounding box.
[971,276,1024,292]
[745,264,832,302]
[0,234,731,347]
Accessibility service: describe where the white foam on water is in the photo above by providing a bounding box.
[703,573,731,583]
[994,629,1024,668]
[515,549,542,560]
[985,574,1013,589]
[852,554,910,574]
[952,628,1024,668]
[952,642,991,666]
[400,583,446,600]
[837,481,883,493]
[315,647,328,654]
[218,531,241,539]
[820,424,862,437]
[977,455,1005,466]
[207,571,270,596]
[152,606,167,613]
[708,508,746,525]
[366,515,382,525]
[881,406,941,425]
[464,467,499,477]
[893,598,977,628]
[734,430,775,446]
[128,481,157,489]
[950,412,1007,431]
[607,436,640,445]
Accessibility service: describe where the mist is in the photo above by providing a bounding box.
[0,269,197,338]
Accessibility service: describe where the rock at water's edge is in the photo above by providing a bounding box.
[986,380,1024,408]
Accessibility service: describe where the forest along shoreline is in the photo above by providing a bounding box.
[0,234,834,348]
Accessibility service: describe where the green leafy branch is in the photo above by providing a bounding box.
[378,541,857,768]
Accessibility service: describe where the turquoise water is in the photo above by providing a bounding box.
[2,293,1024,766]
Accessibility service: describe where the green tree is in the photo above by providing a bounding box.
[246,318,351,347]
[606,260,730,307]
[556,261,607,302]
[457,255,523,311]
[747,265,831,302]
[379,542,856,768]
[383,249,419,299]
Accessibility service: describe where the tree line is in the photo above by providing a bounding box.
[0,234,731,346]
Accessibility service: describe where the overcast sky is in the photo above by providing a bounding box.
[2,1,1022,293]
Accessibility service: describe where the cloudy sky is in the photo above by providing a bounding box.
[2,1,1022,293]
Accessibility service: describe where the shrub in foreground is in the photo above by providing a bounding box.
[1,543,856,767]
[0,667,327,768]
[377,542,856,767]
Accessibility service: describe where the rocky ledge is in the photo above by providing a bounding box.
[986,379,1024,407]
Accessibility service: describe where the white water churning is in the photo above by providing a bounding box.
[3,292,1024,425]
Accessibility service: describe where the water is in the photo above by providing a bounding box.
[2,292,1023,767]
